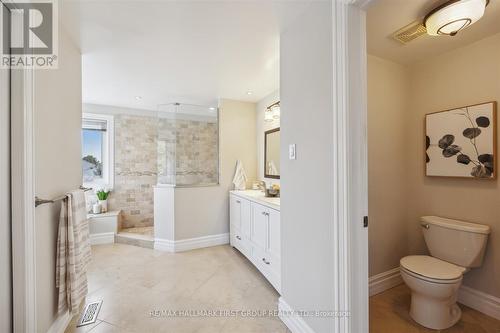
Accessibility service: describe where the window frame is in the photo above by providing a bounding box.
[82,112,114,189]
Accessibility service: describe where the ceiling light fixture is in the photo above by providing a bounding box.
[209,107,216,112]
[424,0,489,37]
[246,91,253,96]
[135,96,143,100]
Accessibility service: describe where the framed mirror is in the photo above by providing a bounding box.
[264,127,280,179]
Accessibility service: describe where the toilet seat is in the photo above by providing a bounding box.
[400,255,466,284]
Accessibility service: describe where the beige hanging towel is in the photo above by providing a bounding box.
[55,189,92,315]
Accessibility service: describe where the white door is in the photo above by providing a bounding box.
[0,2,12,331]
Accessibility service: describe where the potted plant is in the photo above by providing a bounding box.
[96,188,111,213]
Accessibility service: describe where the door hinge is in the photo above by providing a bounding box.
[363,216,368,228]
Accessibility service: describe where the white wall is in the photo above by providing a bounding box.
[171,99,257,240]
[280,2,335,332]
[0,59,11,333]
[256,90,281,185]
[34,28,82,332]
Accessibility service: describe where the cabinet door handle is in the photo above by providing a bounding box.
[262,211,269,216]
[236,235,242,240]
[262,258,270,265]
[236,200,241,204]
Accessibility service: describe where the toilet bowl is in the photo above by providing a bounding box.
[400,255,465,329]
[400,216,490,330]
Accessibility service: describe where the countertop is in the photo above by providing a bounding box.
[230,190,280,211]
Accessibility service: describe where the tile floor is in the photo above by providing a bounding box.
[65,243,289,333]
[370,284,500,333]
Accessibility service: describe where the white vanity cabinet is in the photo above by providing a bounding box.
[229,191,281,293]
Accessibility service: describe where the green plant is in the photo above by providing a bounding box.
[96,189,110,200]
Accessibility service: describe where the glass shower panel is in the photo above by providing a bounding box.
[157,103,219,186]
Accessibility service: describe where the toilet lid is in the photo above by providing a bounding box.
[400,255,466,280]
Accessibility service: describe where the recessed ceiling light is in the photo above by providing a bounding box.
[246,91,253,95]
[135,96,142,100]
[424,0,489,37]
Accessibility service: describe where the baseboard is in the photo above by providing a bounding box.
[278,297,315,333]
[174,233,229,252]
[154,238,175,252]
[370,267,500,321]
[89,232,115,245]
[458,285,500,320]
[46,311,72,333]
[155,233,229,253]
[369,267,402,296]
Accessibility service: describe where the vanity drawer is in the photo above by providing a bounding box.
[251,245,281,292]
[231,227,250,257]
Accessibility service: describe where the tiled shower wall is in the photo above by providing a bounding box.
[109,115,157,229]
[108,114,218,229]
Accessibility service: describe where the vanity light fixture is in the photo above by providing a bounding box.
[265,101,280,122]
[424,0,489,37]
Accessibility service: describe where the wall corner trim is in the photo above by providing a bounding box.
[154,233,229,253]
[46,311,71,333]
[458,285,500,320]
[278,297,316,333]
[369,267,402,296]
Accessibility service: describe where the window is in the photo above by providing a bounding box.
[82,113,114,189]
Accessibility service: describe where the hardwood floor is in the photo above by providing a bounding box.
[370,284,500,333]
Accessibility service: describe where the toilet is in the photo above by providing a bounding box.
[400,216,490,330]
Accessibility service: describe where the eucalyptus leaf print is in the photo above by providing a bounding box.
[476,116,490,128]
[425,102,496,179]
[463,128,481,139]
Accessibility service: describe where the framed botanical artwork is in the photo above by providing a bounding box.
[425,101,497,179]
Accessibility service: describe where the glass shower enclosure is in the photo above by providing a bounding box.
[156,103,219,187]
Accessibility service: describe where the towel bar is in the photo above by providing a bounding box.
[35,186,93,207]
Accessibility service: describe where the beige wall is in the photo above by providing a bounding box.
[368,32,500,298]
[256,90,280,185]
[367,55,410,276]
[407,33,500,297]
[172,99,257,240]
[34,28,82,332]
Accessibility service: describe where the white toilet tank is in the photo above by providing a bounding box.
[421,216,491,268]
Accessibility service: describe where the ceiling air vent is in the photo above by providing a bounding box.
[391,21,427,44]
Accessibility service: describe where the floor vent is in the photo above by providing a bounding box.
[76,300,102,327]
[392,21,427,44]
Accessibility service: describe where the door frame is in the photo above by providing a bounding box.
[331,0,373,332]
[6,0,37,331]
[8,0,375,332]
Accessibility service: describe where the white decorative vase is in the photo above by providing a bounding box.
[99,200,108,213]
[92,202,102,214]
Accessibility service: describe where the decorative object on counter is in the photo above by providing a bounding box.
[92,202,102,214]
[95,188,111,213]
[425,101,496,179]
[232,160,248,190]
[266,184,280,198]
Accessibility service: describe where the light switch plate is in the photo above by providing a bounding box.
[289,144,296,160]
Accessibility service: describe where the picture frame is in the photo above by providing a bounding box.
[425,101,497,179]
